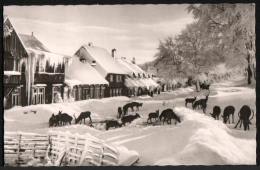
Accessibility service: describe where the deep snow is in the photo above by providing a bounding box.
[4,78,256,165]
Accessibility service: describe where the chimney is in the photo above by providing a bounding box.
[111,48,116,59]
[88,42,93,46]
[132,57,136,64]
[31,32,34,37]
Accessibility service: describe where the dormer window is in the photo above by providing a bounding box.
[91,60,96,66]
[79,56,86,63]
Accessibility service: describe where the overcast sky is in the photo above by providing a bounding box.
[4,5,194,64]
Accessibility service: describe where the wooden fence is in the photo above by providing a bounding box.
[4,131,119,166]
[4,132,49,166]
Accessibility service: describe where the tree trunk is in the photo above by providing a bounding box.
[196,80,200,92]
[247,65,252,85]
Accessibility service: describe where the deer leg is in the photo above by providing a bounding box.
[234,119,241,128]
[239,120,243,128]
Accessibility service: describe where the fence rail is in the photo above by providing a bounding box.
[4,131,119,166]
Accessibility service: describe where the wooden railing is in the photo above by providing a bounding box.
[4,132,49,166]
[4,75,21,85]
[4,131,120,166]
[34,73,64,84]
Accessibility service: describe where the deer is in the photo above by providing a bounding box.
[73,111,92,124]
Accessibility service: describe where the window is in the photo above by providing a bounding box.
[110,89,113,97]
[110,75,113,82]
[32,86,45,105]
[52,86,62,103]
[100,86,105,98]
[38,88,45,104]
[113,89,117,96]
[90,86,94,98]
[79,56,87,63]
[39,58,45,72]
[116,75,122,83]
[11,88,20,106]
[118,88,122,96]
[72,87,77,100]
[13,59,16,71]
[95,86,100,98]
[82,87,90,100]
[91,60,96,66]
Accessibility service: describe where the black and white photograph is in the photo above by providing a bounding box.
[3,3,256,166]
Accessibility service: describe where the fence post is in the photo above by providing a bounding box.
[17,133,22,166]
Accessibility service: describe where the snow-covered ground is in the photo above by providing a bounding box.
[4,77,256,165]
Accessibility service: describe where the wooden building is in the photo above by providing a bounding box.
[116,57,160,97]
[74,44,127,97]
[3,17,68,109]
[64,56,109,101]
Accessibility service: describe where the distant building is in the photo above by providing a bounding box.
[116,57,160,97]
[146,66,158,78]
[73,44,127,97]
[3,17,68,109]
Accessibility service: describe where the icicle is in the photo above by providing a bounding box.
[25,51,36,105]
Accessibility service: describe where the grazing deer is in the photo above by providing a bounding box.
[159,108,181,125]
[123,102,143,114]
[147,110,159,123]
[234,105,254,131]
[57,111,73,126]
[74,111,92,124]
[185,96,197,107]
[222,106,235,124]
[210,106,221,120]
[121,113,141,126]
[105,120,122,130]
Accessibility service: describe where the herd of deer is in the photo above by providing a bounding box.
[48,101,182,131]
[185,93,255,131]
[48,88,254,131]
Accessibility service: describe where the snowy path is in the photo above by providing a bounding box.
[4,78,256,165]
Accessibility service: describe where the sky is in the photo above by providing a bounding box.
[4,5,194,64]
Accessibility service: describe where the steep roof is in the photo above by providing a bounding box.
[82,45,126,75]
[19,33,50,52]
[116,57,146,77]
[65,56,109,87]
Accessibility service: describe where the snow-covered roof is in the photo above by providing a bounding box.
[26,48,65,64]
[19,33,50,52]
[81,45,126,75]
[65,57,109,87]
[116,57,148,78]
[125,78,140,88]
[5,17,69,59]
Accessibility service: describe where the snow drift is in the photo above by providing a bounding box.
[154,107,255,165]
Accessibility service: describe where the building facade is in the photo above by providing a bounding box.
[74,44,127,97]
[3,17,67,109]
[64,56,109,101]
